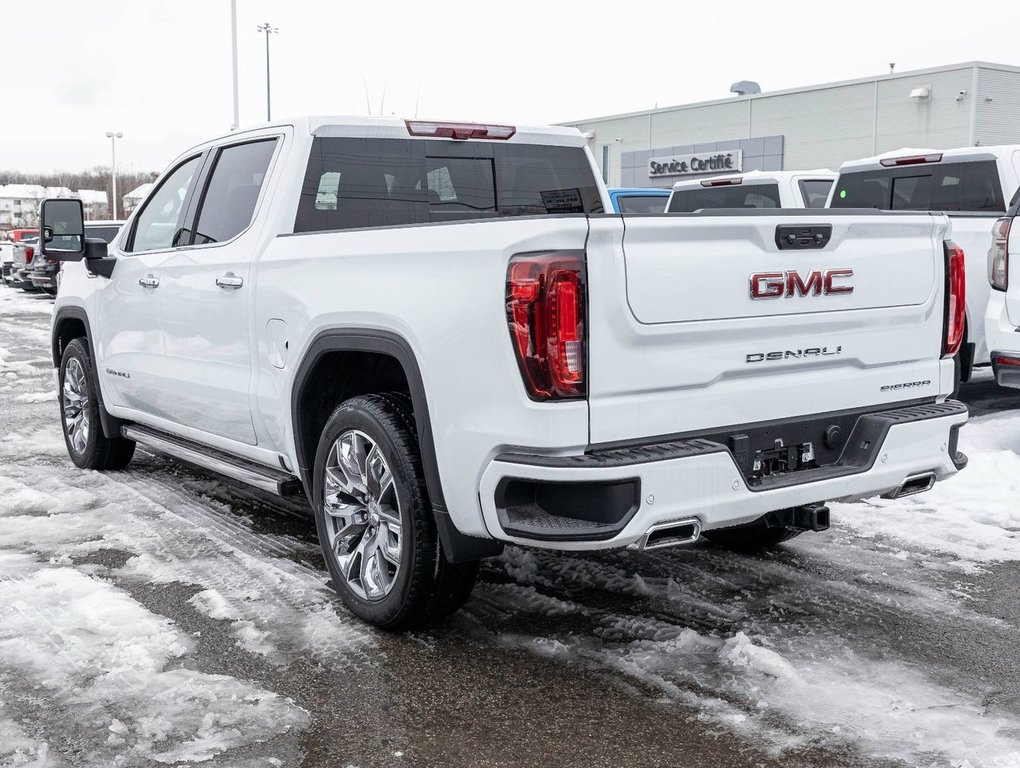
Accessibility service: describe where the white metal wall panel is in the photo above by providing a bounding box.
[648,101,749,150]
[975,68,1020,146]
[875,70,972,152]
[749,83,875,171]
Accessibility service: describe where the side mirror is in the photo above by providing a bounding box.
[39,198,85,260]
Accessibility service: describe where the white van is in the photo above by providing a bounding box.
[665,170,836,212]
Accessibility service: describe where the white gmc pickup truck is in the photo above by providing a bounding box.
[39,116,969,629]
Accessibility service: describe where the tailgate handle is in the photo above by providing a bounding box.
[775,224,832,250]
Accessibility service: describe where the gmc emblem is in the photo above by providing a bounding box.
[750,269,854,299]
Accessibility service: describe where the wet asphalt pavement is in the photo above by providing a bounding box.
[1,287,1018,768]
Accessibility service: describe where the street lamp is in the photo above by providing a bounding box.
[105,131,123,220]
[256,22,279,122]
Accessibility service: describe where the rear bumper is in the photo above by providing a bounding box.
[478,401,968,550]
[29,270,57,292]
[985,291,1020,388]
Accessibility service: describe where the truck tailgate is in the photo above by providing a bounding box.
[585,212,950,446]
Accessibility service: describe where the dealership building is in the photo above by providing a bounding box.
[563,62,1020,188]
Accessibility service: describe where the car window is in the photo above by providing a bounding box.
[831,161,1004,213]
[667,183,782,212]
[84,225,120,244]
[617,194,669,213]
[192,139,278,245]
[294,138,602,233]
[426,157,496,220]
[797,179,833,209]
[127,156,202,252]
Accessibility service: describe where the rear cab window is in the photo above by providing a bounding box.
[294,138,602,233]
[831,160,1005,213]
[667,184,781,213]
[797,179,833,208]
[616,194,669,214]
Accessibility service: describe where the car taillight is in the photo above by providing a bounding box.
[25,247,34,264]
[506,251,586,400]
[989,217,1010,291]
[944,240,966,357]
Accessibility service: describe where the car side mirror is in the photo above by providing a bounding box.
[39,198,85,260]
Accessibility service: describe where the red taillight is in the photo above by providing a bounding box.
[24,247,34,264]
[506,252,585,400]
[701,177,742,187]
[879,153,943,167]
[405,119,516,141]
[989,217,1010,292]
[996,356,1020,367]
[944,241,966,357]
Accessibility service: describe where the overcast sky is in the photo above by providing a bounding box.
[2,0,1019,174]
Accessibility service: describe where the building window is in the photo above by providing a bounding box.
[601,145,609,184]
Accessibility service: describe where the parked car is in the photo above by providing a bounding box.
[985,187,1020,388]
[665,170,835,212]
[1,228,39,287]
[608,187,670,213]
[828,145,1020,381]
[41,116,967,630]
[30,221,124,294]
[10,237,39,291]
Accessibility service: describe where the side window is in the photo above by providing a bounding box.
[127,156,202,252]
[192,139,278,244]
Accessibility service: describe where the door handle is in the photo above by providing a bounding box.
[138,275,159,289]
[216,274,244,289]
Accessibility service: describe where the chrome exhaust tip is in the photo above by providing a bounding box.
[884,470,937,500]
[639,518,702,551]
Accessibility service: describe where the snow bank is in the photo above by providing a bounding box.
[833,411,1020,566]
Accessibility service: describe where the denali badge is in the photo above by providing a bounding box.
[750,269,854,299]
[746,346,842,363]
[105,368,131,379]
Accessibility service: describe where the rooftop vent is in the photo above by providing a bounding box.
[730,80,761,96]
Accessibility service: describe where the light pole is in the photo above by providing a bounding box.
[256,22,278,122]
[105,131,123,220]
[230,0,239,129]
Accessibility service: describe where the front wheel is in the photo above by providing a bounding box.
[312,394,478,630]
[59,338,135,470]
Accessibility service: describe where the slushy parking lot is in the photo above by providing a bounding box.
[2,287,1019,767]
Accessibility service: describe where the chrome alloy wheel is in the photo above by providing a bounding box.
[62,357,90,455]
[323,429,403,601]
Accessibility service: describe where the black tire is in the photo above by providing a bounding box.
[703,515,803,551]
[59,338,135,470]
[312,393,478,630]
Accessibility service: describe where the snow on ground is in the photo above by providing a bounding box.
[3,285,1020,767]
[0,291,375,764]
[834,411,1020,568]
[480,542,1020,768]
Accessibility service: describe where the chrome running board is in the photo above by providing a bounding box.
[121,425,303,497]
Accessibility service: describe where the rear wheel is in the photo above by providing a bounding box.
[59,338,135,470]
[703,515,803,551]
[312,394,478,630]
